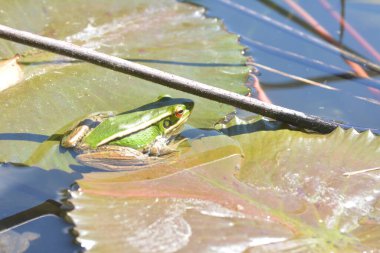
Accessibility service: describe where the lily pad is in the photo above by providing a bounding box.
[0,0,249,170]
[69,128,380,252]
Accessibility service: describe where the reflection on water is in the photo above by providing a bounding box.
[12,216,81,253]
[0,230,39,253]
[0,164,82,252]
[186,0,380,129]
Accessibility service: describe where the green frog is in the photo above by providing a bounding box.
[61,95,194,164]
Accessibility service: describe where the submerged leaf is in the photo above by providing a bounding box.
[0,0,249,170]
[69,128,380,252]
[0,230,39,253]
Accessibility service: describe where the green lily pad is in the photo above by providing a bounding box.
[69,128,380,252]
[0,0,249,170]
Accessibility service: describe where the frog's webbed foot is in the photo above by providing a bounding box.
[61,111,115,148]
[76,145,162,171]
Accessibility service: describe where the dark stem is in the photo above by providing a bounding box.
[0,24,345,133]
[0,200,63,232]
[339,0,346,44]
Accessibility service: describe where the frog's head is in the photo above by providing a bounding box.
[154,95,194,136]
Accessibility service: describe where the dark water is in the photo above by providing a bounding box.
[187,0,380,129]
[0,164,82,252]
[1,1,379,252]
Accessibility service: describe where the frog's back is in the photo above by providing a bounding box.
[83,109,169,148]
[109,124,161,149]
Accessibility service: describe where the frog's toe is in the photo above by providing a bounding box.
[61,125,90,148]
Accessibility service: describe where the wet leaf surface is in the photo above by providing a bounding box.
[69,128,380,252]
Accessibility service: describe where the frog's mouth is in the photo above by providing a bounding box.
[164,109,191,136]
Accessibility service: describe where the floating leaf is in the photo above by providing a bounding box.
[0,55,23,92]
[234,128,380,249]
[0,0,249,170]
[69,128,380,252]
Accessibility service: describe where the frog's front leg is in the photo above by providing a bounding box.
[61,112,114,148]
[143,136,187,156]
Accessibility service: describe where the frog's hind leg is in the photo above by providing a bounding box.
[61,112,114,148]
[76,145,153,171]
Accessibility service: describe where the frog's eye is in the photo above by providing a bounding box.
[175,109,184,118]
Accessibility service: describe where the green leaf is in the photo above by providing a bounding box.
[0,0,249,171]
[69,128,380,252]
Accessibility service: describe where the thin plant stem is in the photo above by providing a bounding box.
[217,0,380,74]
[343,167,380,177]
[319,0,380,62]
[284,0,369,78]
[243,38,380,90]
[0,24,343,133]
[251,62,338,91]
[246,73,272,104]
